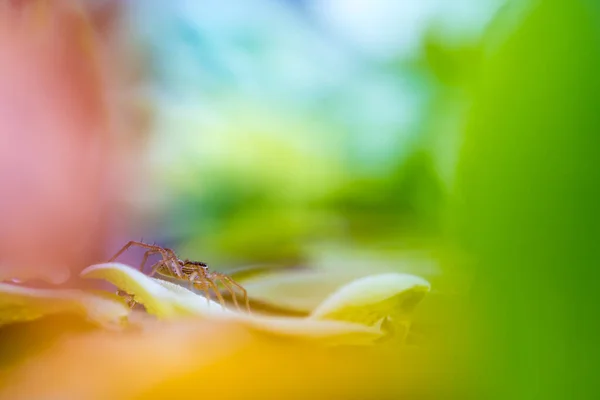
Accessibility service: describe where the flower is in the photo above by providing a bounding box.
[0,263,431,399]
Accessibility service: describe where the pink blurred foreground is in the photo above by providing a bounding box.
[0,0,139,284]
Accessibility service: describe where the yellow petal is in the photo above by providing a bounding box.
[239,269,369,313]
[0,282,129,328]
[81,263,226,318]
[226,313,382,346]
[0,319,426,400]
[81,263,382,345]
[309,273,431,328]
[237,251,434,313]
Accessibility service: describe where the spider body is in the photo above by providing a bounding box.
[109,241,250,312]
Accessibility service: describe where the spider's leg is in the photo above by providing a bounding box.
[164,247,176,257]
[149,260,166,277]
[108,240,138,262]
[182,262,226,308]
[187,271,199,292]
[188,271,214,306]
[219,274,250,313]
[116,290,136,308]
[139,249,161,272]
[192,280,213,307]
[170,259,184,278]
[109,240,165,262]
[127,296,137,308]
[204,277,226,309]
[211,274,240,311]
[162,248,183,279]
[149,251,181,279]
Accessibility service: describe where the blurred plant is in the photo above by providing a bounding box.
[453,0,600,399]
[118,0,503,270]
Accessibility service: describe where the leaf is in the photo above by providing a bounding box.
[0,282,130,328]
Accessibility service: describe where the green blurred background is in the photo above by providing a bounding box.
[112,0,599,398]
[119,0,500,270]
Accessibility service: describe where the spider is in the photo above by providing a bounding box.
[108,241,250,313]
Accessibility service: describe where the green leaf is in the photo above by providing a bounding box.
[0,282,130,328]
